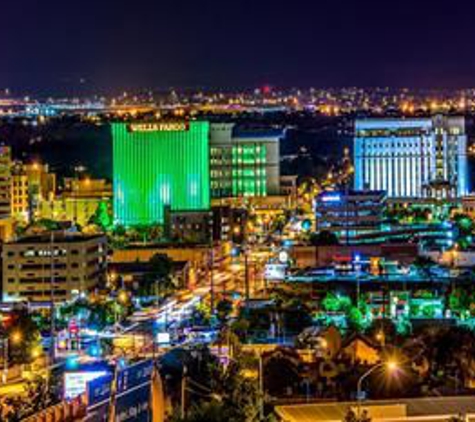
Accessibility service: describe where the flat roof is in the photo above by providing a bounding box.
[9,232,106,245]
[275,396,475,422]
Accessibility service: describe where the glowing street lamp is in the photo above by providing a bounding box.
[356,359,400,416]
[2,331,23,384]
[118,290,128,304]
[31,347,42,359]
[11,331,22,345]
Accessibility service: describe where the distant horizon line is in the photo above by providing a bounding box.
[2,85,475,99]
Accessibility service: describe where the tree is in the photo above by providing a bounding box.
[190,303,211,327]
[413,256,436,281]
[346,306,365,332]
[310,230,339,246]
[143,253,174,296]
[263,348,301,397]
[6,309,41,364]
[89,201,112,230]
[216,299,233,326]
[171,401,228,422]
[112,224,126,237]
[343,408,372,422]
[322,292,351,313]
[366,319,397,345]
[453,213,474,236]
[447,415,466,422]
[448,287,471,316]
[0,375,60,421]
[58,298,124,331]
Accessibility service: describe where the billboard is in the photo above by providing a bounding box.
[265,263,287,280]
[86,373,114,422]
[64,371,108,400]
[115,360,154,422]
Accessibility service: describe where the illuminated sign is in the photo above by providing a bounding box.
[156,332,170,346]
[64,371,108,399]
[265,264,287,280]
[321,193,342,202]
[278,250,290,264]
[115,360,154,422]
[128,122,189,132]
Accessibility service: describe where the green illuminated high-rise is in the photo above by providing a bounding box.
[112,121,210,226]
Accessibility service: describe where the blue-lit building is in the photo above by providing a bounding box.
[354,116,468,200]
[315,190,387,240]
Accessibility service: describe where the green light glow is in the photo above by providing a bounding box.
[112,122,210,226]
[231,144,267,196]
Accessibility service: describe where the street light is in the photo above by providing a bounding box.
[2,331,23,384]
[11,330,22,345]
[118,290,128,304]
[356,359,399,417]
[31,347,42,360]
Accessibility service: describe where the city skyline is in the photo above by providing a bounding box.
[2,0,475,94]
[4,2,475,420]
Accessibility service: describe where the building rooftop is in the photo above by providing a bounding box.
[9,232,106,245]
[355,116,465,131]
[317,190,387,201]
[275,396,475,422]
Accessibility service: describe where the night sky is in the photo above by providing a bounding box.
[2,0,475,94]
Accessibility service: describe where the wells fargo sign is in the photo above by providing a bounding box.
[128,122,189,132]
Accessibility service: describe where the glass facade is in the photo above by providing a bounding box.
[112,121,210,226]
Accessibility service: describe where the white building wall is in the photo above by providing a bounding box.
[354,117,468,200]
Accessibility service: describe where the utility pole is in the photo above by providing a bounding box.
[108,364,119,422]
[49,231,55,363]
[258,353,264,421]
[209,246,215,316]
[1,338,8,384]
[181,366,187,419]
[244,248,250,307]
[345,181,350,246]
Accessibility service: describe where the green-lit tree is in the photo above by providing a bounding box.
[322,292,351,313]
[89,201,112,230]
[453,213,474,236]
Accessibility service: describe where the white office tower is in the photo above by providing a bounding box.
[354,116,468,200]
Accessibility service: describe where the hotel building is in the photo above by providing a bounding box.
[354,116,468,200]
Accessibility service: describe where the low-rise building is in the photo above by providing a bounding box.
[165,209,213,244]
[315,190,387,240]
[62,177,112,199]
[39,197,109,227]
[462,194,475,219]
[2,232,108,302]
[275,396,475,422]
[11,161,56,222]
[291,243,419,268]
[280,175,298,202]
[37,177,111,226]
[211,205,248,243]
